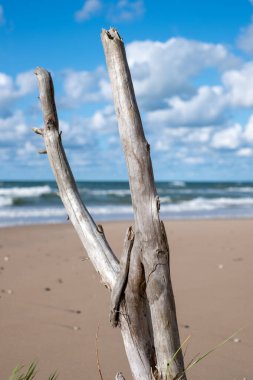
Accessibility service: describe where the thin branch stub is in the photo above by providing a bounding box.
[115,372,126,380]
[38,149,47,154]
[32,128,44,136]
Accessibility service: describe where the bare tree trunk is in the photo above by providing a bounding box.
[101,28,186,380]
[34,67,155,380]
[34,26,187,380]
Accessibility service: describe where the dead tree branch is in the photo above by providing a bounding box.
[34,67,155,380]
[101,28,186,380]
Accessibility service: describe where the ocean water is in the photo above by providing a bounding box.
[0,181,253,227]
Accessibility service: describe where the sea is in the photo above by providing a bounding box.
[0,181,253,227]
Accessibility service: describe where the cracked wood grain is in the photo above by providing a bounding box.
[110,226,134,327]
[34,66,155,380]
[101,28,186,380]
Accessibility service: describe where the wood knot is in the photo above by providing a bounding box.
[97,224,104,234]
[156,196,160,211]
[156,249,166,257]
[46,117,55,130]
[146,142,150,152]
[127,226,134,241]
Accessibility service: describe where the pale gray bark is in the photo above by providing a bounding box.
[34,27,187,380]
[101,28,186,380]
[34,67,155,380]
[110,226,134,327]
[34,67,118,289]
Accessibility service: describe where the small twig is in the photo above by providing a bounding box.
[96,324,105,380]
[38,149,47,154]
[32,127,44,136]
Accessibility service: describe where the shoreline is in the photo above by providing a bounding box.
[1,214,253,229]
[0,220,252,379]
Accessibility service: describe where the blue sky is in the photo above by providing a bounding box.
[1,0,253,181]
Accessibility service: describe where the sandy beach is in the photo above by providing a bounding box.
[0,220,252,380]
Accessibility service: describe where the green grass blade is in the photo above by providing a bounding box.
[48,371,58,380]
[166,335,191,377]
[8,366,23,380]
[8,362,57,380]
[177,328,244,380]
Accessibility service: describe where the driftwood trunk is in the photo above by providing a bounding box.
[34,28,186,380]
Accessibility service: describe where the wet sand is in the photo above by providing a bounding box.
[0,220,252,380]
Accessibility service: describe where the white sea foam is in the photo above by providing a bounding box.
[0,196,13,207]
[0,207,66,219]
[161,197,253,213]
[227,187,253,193]
[159,196,172,203]
[0,185,52,198]
[83,189,131,197]
[88,205,133,215]
[170,181,186,187]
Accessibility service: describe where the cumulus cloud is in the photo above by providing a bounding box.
[89,105,116,131]
[61,67,110,107]
[74,0,144,22]
[0,110,28,142]
[16,71,37,95]
[244,114,253,142]
[126,37,240,109]
[236,147,253,157]
[75,0,102,21]
[108,0,144,22]
[145,60,253,130]
[222,63,253,107]
[0,70,36,114]
[147,86,228,127]
[183,156,205,165]
[211,123,242,149]
[153,127,212,152]
[237,9,253,55]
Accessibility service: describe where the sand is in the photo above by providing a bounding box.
[0,220,252,380]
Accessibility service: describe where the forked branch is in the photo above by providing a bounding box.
[34,67,155,380]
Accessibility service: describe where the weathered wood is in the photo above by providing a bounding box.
[115,372,126,380]
[101,28,186,380]
[110,226,134,327]
[34,67,118,289]
[34,67,154,380]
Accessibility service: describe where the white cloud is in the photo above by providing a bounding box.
[183,156,205,165]
[236,147,253,157]
[89,105,116,131]
[0,110,28,142]
[109,0,144,22]
[74,0,144,22]
[75,0,102,21]
[211,123,242,149]
[0,5,5,25]
[184,127,212,143]
[153,127,212,154]
[243,114,253,142]
[0,70,36,113]
[126,37,240,109]
[237,16,253,54]
[16,71,37,95]
[17,141,37,158]
[62,67,108,106]
[222,63,253,107]
[147,86,227,127]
